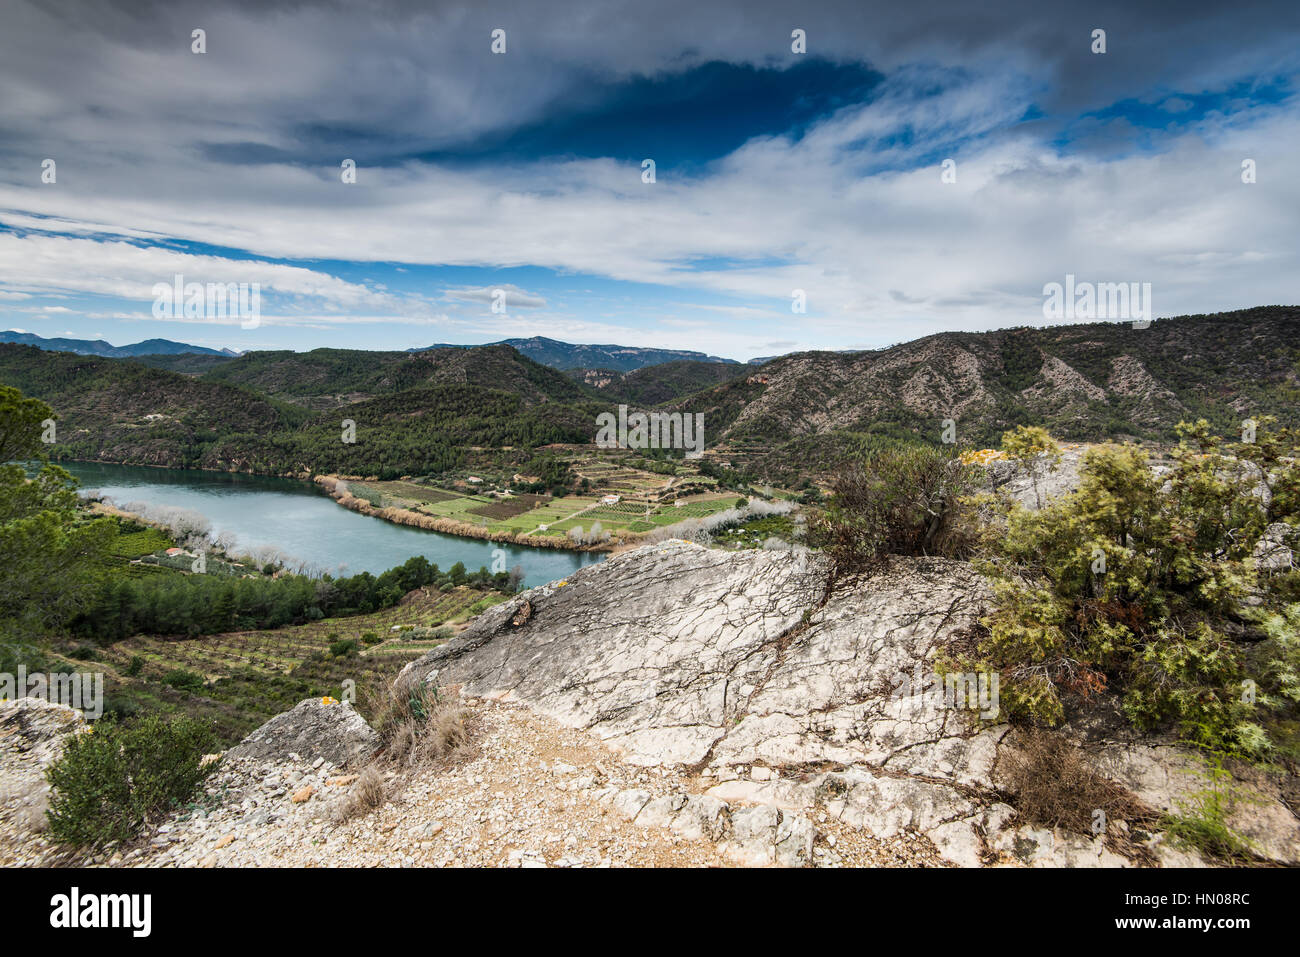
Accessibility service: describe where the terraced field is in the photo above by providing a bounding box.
[97,516,263,579]
[94,585,506,745]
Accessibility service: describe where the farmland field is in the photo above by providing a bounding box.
[93,584,505,745]
[350,467,747,543]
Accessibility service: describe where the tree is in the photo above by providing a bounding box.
[0,384,52,462]
[0,388,117,644]
[814,445,977,576]
[507,565,525,593]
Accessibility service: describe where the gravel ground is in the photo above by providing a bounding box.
[2,696,948,868]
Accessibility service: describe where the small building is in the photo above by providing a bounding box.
[600,494,621,505]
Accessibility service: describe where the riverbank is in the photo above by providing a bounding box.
[314,475,618,553]
[60,462,604,585]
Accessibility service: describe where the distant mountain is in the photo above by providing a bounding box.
[4,307,1297,485]
[417,336,739,372]
[202,343,591,409]
[567,360,750,405]
[0,330,234,358]
[3,329,739,372]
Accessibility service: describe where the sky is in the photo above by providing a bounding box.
[0,0,1296,360]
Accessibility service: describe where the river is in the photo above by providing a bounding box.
[60,462,603,588]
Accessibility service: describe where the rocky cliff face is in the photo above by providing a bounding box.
[404,541,1300,867]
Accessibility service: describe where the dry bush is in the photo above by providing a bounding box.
[373,673,471,771]
[813,445,979,578]
[330,676,472,826]
[1000,729,1152,834]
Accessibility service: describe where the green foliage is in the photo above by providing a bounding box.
[1001,424,1062,508]
[45,714,218,847]
[0,387,119,644]
[71,553,510,641]
[1260,604,1300,705]
[353,487,385,508]
[162,668,206,694]
[329,638,360,658]
[583,360,748,406]
[0,344,595,478]
[1160,752,1257,861]
[999,333,1042,393]
[968,420,1300,754]
[520,452,574,493]
[0,383,53,461]
[713,514,797,548]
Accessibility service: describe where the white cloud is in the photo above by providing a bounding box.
[0,2,1295,351]
[0,233,419,314]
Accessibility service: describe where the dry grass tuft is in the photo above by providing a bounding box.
[329,766,387,824]
[379,674,471,770]
[330,674,475,827]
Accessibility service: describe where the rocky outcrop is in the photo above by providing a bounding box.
[0,698,86,863]
[404,541,1300,867]
[1254,522,1296,573]
[978,446,1085,509]
[404,542,829,766]
[227,697,379,768]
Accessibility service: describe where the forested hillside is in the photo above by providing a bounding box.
[681,307,1300,482]
[201,344,592,408]
[0,344,598,477]
[567,359,750,405]
[3,308,1298,485]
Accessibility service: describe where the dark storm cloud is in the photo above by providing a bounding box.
[4,0,1298,168]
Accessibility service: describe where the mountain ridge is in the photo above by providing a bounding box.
[3,307,1298,484]
[0,330,235,358]
[415,336,742,371]
[670,306,1300,480]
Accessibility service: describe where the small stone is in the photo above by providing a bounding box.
[291,785,315,803]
